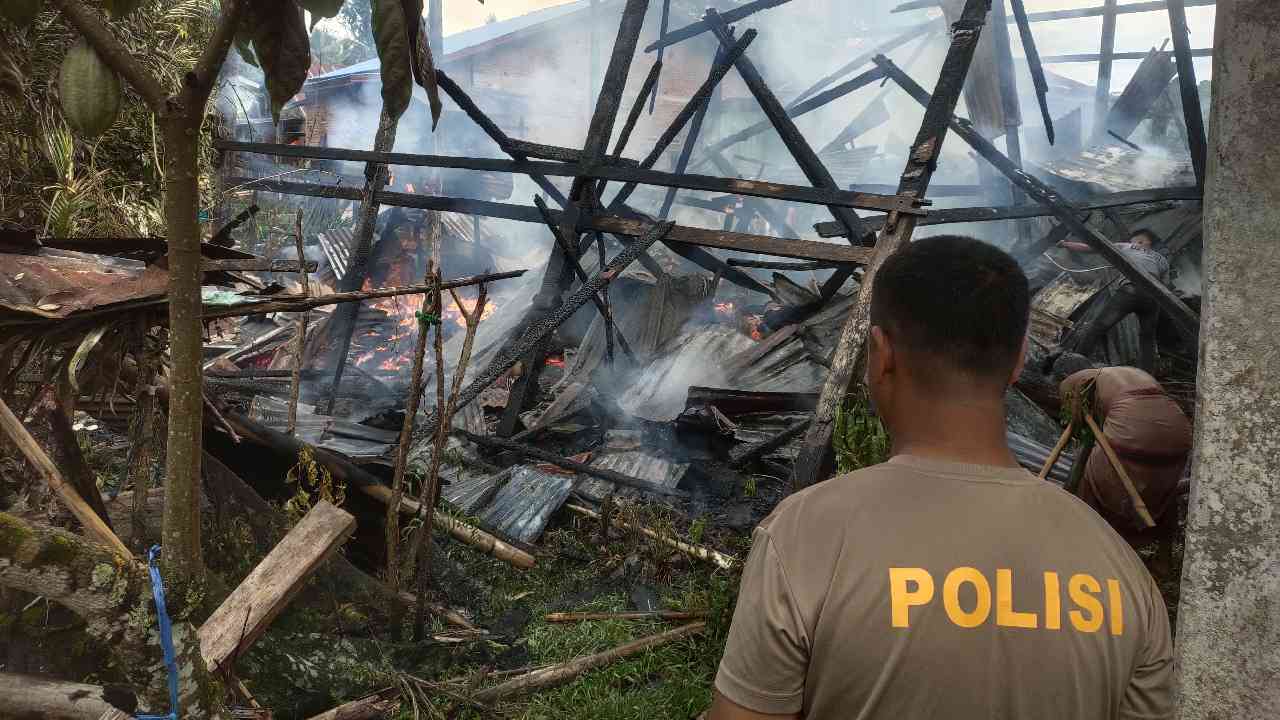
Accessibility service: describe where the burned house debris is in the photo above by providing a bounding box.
[6,0,1265,717]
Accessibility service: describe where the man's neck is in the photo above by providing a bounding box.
[887,392,1021,469]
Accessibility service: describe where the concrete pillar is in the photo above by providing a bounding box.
[1174,2,1280,718]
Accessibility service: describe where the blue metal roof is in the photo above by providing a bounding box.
[311,0,594,83]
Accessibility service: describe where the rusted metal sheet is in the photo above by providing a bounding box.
[0,250,168,322]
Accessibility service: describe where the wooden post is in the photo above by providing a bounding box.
[0,396,131,558]
[1038,421,1075,481]
[791,0,995,491]
[287,208,310,435]
[197,500,356,672]
[1081,412,1156,528]
[1093,0,1119,141]
[1166,0,1208,188]
[1009,0,1054,143]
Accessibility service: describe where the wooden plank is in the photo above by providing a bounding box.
[1105,47,1178,139]
[201,258,317,273]
[876,54,1201,337]
[705,9,869,242]
[590,215,871,264]
[792,0,995,492]
[1166,0,1209,188]
[814,187,1201,236]
[198,500,355,671]
[1092,0,1120,141]
[0,673,130,720]
[0,397,131,559]
[644,0,794,52]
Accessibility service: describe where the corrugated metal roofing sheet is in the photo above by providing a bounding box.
[0,249,167,322]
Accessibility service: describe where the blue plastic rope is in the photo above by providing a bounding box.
[136,545,179,720]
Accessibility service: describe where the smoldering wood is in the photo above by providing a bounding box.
[454,428,686,499]
[698,66,887,160]
[602,210,873,264]
[813,187,1200,237]
[706,9,869,243]
[643,0,793,52]
[1041,48,1211,63]
[726,259,845,271]
[1105,48,1177,139]
[1165,0,1209,188]
[200,270,526,319]
[200,258,318,273]
[1092,0,1119,141]
[650,0,670,114]
[874,54,1200,337]
[503,139,639,166]
[730,418,812,468]
[607,58,664,166]
[685,387,819,416]
[793,0,995,492]
[532,195,636,363]
[198,500,356,672]
[1009,0,1054,144]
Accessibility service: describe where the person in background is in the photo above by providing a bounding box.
[1053,353,1192,576]
[1060,229,1171,373]
[708,236,1172,720]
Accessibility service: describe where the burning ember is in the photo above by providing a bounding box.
[711,300,764,341]
[545,356,566,369]
[714,302,735,316]
[352,277,495,373]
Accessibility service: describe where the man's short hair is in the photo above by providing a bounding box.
[1130,228,1164,246]
[870,235,1030,385]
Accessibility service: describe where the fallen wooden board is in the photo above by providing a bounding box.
[198,500,356,672]
[0,673,131,720]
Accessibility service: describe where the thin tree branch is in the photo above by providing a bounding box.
[51,0,169,113]
[186,0,247,109]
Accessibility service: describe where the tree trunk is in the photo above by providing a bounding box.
[0,673,130,720]
[0,512,221,717]
[161,117,205,585]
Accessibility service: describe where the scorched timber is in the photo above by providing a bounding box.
[794,0,994,492]
[813,187,1202,237]
[200,270,527,320]
[594,214,872,264]
[873,54,1200,337]
[644,0,794,52]
[454,429,687,499]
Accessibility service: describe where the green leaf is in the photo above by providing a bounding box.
[248,0,311,122]
[370,0,412,119]
[0,0,41,28]
[234,30,259,67]
[299,0,345,30]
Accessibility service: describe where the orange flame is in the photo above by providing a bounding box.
[714,302,735,316]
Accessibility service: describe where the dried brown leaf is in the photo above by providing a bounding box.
[371,0,413,119]
[248,0,311,122]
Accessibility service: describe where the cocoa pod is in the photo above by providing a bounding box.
[58,39,122,139]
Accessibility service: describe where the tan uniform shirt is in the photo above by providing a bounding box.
[1060,367,1192,530]
[715,455,1173,719]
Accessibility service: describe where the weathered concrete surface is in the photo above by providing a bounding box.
[1174,2,1280,718]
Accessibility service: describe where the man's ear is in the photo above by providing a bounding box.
[869,325,893,382]
[1009,334,1029,386]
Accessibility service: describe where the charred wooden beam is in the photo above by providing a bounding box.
[697,66,886,161]
[789,21,938,107]
[593,212,871,264]
[1092,0,1120,141]
[210,203,260,245]
[201,270,527,319]
[685,386,819,416]
[875,54,1200,336]
[453,428,687,499]
[726,258,844,271]
[893,0,1217,23]
[793,0,995,493]
[611,59,663,162]
[1166,0,1208,188]
[644,0,793,52]
[532,195,636,364]
[650,0,670,113]
[1041,48,1212,63]
[504,139,639,167]
[200,258,317,273]
[1106,48,1178,139]
[217,144,919,214]
[813,187,1201,237]
[417,220,673,442]
[653,40,719,224]
[705,8,870,243]
[1009,0,1054,144]
[731,418,812,468]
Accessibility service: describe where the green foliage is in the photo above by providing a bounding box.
[832,390,891,474]
[0,0,217,236]
[284,445,346,522]
[688,517,706,545]
[245,0,311,122]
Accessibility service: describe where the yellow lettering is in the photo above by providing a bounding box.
[1043,572,1061,630]
[1107,579,1124,636]
[996,569,1038,628]
[889,568,934,628]
[943,567,991,628]
[1068,574,1104,632]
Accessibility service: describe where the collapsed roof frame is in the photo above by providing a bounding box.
[217,0,1206,490]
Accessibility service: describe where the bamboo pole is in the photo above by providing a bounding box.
[1081,412,1156,528]
[0,396,131,558]
[363,485,536,570]
[287,208,310,436]
[471,622,705,702]
[566,504,736,571]
[1038,421,1075,481]
[546,610,708,623]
